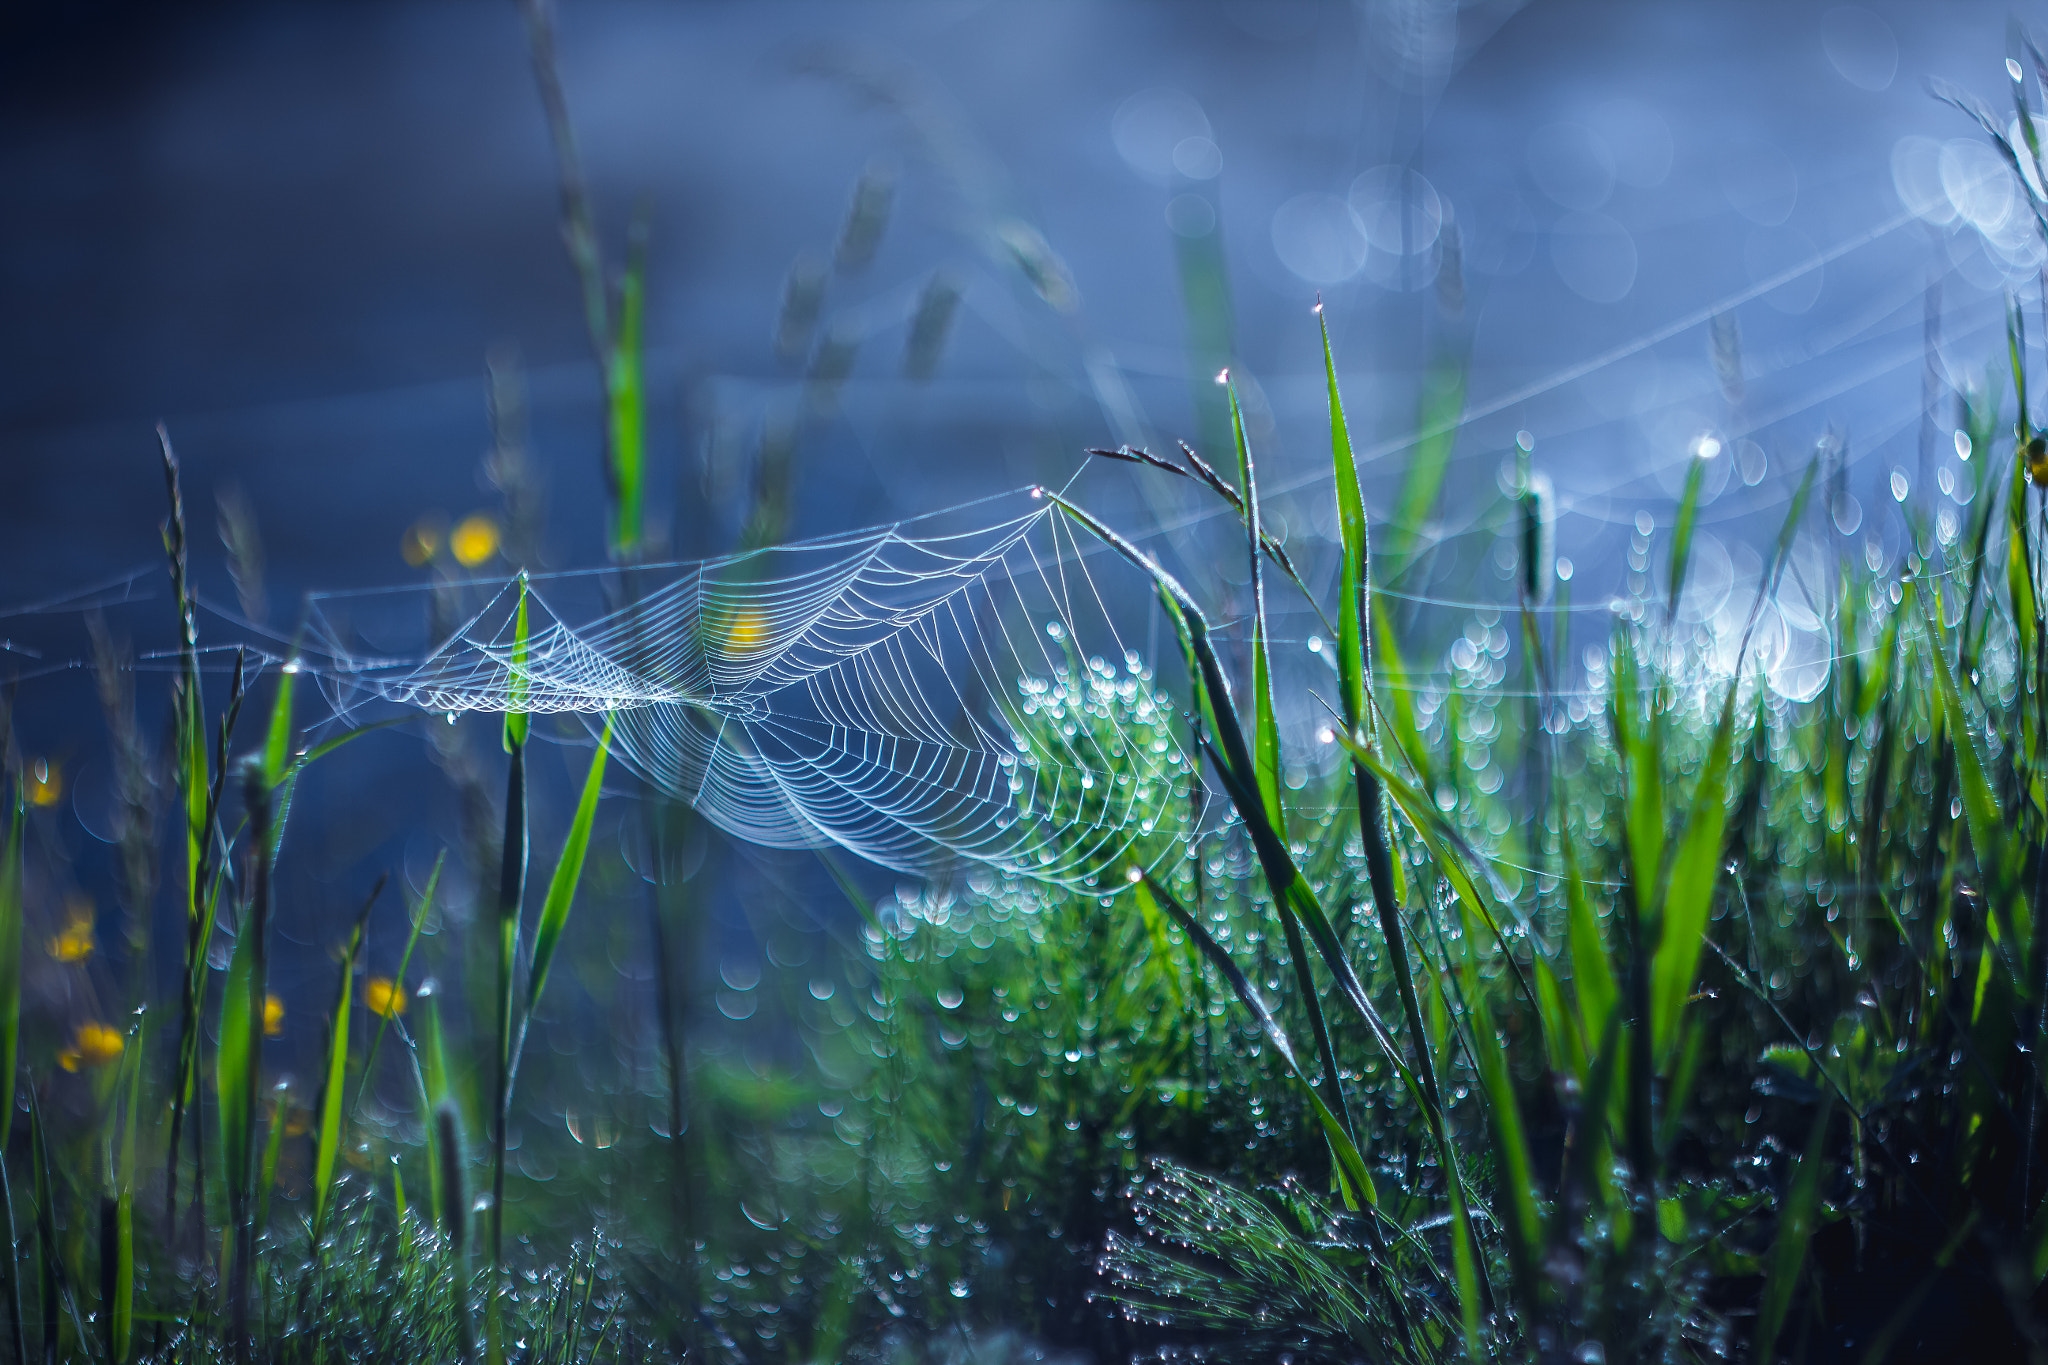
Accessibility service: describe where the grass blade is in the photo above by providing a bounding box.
[1450,917,1545,1322]
[608,224,646,560]
[1384,355,1465,584]
[1649,682,1742,1064]
[1320,308,1447,1140]
[262,661,294,788]
[1133,874,1376,1206]
[1667,452,1707,622]
[355,852,444,1117]
[312,879,382,1244]
[1757,1095,1835,1362]
[526,716,613,1013]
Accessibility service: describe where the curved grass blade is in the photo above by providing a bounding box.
[1133,873,1376,1207]
[354,851,444,1118]
[527,716,614,1013]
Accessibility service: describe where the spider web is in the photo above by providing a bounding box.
[301,490,1200,888]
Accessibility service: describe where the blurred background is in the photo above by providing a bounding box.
[0,3,2039,1335]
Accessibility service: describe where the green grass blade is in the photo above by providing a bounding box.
[504,577,531,752]
[254,1084,286,1243]
[1649,683,1741,1063]
[1134,874,1376,1207]
[1918,581,2021,947]
[113,1063,137,1365]
[217,918,256,1236]
[1451,917,1545,1320]
[1667,453,1707,622]
[1563,835,1617,1045]
[312,887,377,1244]
[355,851,444,1118]
[1320,308,1369,738]
[262,663,295,788]
[608,228,646,560]
[1757,1095,1835,1362]
[1384,355,1466,585]
[527,716,614,1013]
[1227,380,1286,834]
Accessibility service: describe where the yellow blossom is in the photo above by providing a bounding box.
[26,760,60,808]
[365,976,407,1019]
[47,901,94,964]
[58,1021,123,1072]
[2030,436,2048,488]
[716,607,768,653]
[449,514,501,567]
[264,994,285,1037]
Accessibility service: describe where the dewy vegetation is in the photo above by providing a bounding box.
[14,19,2048,1365]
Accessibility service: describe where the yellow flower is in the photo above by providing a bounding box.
[449,514,501,567]
[59,1021,123,1072]
[365,976,407,1019]
[264,994,285,1037]
[47,901,94,964]
[2029,436,2048,488]
[717,607,769,653]
[400,517,444,567]
[26,760,60,808]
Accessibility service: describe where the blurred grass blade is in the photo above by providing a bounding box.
[356,852,444,1116]
[1451,917,1544,1320]
[608,222,646,560]
[1757,1095,1835,1362]
[1667,452,1706,621]
[1918,581,2021,947]
[1384,355,1466,584]
[527,716,613,1013]
[111,1022,141,1363]
[254,1084,287,1244]
[1563,834,1617,1045]
[504,577,531,752]
[217,916,256,1248]
[312,879,381,1243]
[1649,683,1741,1064]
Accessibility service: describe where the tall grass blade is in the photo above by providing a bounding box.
[1667,453,1707,622]
[1649,683,1741,1064]
[112,1025,141,1363]
[1384,357,1465,584]
[490,590,533,1365]
[225,760,272,1364]
[608,226,646,560]
[1319,310,1445,1136]
[356,851,443,1116]
[526,716,613,1013]
[312,878,382,1244]
[1757,1095,1835,1362]
[1919,581,2022,946]
[28,1087,59,1365]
